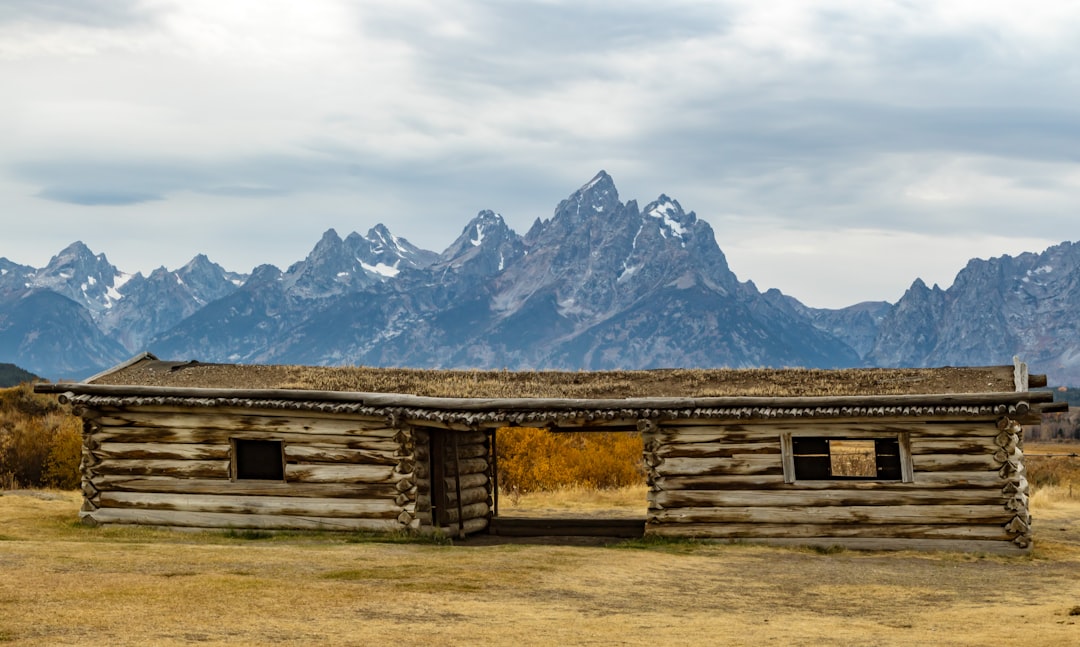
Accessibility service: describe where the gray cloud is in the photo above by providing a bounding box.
[3,1,1080,308]
[38,187,162,206]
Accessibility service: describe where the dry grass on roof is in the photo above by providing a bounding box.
[91,360,1016,399]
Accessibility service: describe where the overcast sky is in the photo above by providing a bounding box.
[2,0,1078,308]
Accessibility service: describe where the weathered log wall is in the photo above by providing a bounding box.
[77,406,418,532]
[643,418,1031,554]
[412,428,492,537]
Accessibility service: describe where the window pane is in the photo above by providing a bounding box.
[235,439,284,480]
[829,439,877,478]
[875,438,902,479]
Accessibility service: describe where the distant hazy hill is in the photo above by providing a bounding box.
[0,363,40,388]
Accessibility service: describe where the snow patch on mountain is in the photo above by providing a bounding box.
[361,261,400,278]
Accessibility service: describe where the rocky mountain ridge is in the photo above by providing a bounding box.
[3,171,1078,385]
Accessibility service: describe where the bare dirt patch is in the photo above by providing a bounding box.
[2,490,1080,646]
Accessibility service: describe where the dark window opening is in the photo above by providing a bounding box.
[233,439,285,481]
[792,437,902,480]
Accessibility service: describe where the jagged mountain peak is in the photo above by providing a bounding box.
[455,210,510,247]
[42,240,112,275]
[29,240,131,316]
[362,224,438,270]
[542,170,623,232]
[246,264,284,286]
[432,210,525,279]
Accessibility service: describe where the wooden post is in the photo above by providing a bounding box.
[1013,356,1029,392]
[452,431,465,539]
[430,432,447,528]
[489,428,499,519]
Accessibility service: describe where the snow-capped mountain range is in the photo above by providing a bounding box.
[3,171,1079,385]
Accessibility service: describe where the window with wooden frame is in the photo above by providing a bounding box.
[231,439,286,481]
[780,433,912,483]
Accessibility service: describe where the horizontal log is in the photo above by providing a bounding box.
[648,504,1012,525]
[642,521,1011,541]
[53,378,1043,411]
[655,442,780,459]
[448,473,489,490]
[912,454,1002,471]
[443,502,490,523]
[417,485,490,508]
[284,445,398,466]
[92,443,230,461]
[909,438,1000,455]
[91,475,404,499]
[651,488,1006,509]
[99,492,401,518]
[640,530,1028,555]
[652,471,1007,491]
[656,422,1000,442]
[653,456,784,477]
[415,442,489,461]
[83,508,405,532]
[95,427,401,451]
[93,409,398,436]
[285,463,400,484]
[93,459,230,479]
[430,517,489,535]
[445,457,489,477]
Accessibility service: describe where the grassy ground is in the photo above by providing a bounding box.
[2,484,1080,646]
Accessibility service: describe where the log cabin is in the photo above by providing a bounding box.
[35,354,1063,554]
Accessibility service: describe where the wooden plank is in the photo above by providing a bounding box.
[652,488,1005,509]
[642,522,1012,540]
[648,504,1012,525]
[652,471,1006,491]
[95,427,400,451]
[83,508,405,532]
[98,492,401,518]
[285,463,399,484]
[92,443,230,461]
[93,459,230,479]
[283,445,398,466]
[91,475,402,499]
[489,518,644,538]
[640,530,1027,555]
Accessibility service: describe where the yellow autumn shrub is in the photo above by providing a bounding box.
[496,427,645,493]
[0,384,82,489]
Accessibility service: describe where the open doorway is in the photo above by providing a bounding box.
[487,427,647,538]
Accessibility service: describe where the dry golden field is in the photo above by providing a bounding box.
[2,477,1080,647]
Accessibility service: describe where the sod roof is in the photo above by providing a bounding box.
[86,356,1023,399]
